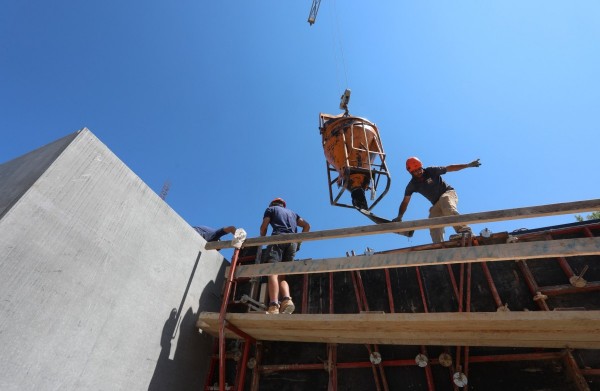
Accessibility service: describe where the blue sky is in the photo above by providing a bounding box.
[2,1,599,260]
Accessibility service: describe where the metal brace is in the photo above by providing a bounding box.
[239,294,267,312]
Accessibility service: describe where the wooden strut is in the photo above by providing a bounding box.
[197,310,600,349]
[205,198,600,250]
[231,237,600,278]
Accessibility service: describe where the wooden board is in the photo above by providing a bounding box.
[197,310,600,349]
[205,198,600,250]
[230,237,600,278]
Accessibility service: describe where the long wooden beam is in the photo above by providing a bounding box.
[205,199,600,250]
[231,237,600,278]
[197,310,600,349]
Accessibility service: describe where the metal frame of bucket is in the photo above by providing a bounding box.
[319,112,391,211]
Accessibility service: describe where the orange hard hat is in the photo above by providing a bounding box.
[270,198,286,208]
[406,157,423,172]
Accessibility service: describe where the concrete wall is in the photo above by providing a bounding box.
[0,129,226,391]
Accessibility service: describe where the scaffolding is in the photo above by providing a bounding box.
[198,198,600,391]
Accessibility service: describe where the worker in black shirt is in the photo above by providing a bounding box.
[394,157,481,243]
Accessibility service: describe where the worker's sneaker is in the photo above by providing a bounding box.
[279,297,295,314]
[266,302,280,314]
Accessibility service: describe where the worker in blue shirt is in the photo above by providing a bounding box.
[260,197,310,315]
[193,225,236,242]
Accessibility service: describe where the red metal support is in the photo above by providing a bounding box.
[546,233,577,280]
[235,338,252,391]
[415,267,428,312]
[329,272,334,314]
[258,351,571,371]
[302,274,309,314]
[350,272,364,312]
[370,346,387,391]
[580,368,600,376]
[253,349,594,391]
[327,343,338,391]
[260,363,326,372]
[384,269,395,314]
[556,254,577,280]
[249,342,262,391]
[540,282,600,296]
[204,341,219,390]
[562,349,591,391]
[469,352,563,363]
[515,224,599,298]
[464,262,472,378]
[454,262,465,379]
[453,238,469,391]
[225,322,256,342]
[328,275,337,390]
[421,345,436,391]
[446,264,460,301]
[414,266,436,391]
[480,262,503,309]
[516,259,539,293]
[516,260,549,311]
[458,262,465,313]
[366,347,382,391]
[351,269,388,391]
[218,248,242,391]
[354,271,369,311]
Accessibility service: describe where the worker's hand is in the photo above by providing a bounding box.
[296,242,302,252]
[392,216,402,223]
[468,159,481,168]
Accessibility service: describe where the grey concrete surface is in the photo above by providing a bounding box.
[0,129,226,391]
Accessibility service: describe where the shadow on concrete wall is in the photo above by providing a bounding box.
[148,252,225,391]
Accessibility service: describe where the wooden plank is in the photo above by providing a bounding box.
[231,237,600,278]
[197,311,600,349]
[205,198,600,250]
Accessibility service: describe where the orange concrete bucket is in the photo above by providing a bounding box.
[319,113,391,210]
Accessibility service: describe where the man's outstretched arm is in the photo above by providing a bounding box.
[446,158,481,172]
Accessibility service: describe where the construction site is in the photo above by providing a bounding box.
[193,78,600,390]
[2,2,600,391]
[2,118,599,391]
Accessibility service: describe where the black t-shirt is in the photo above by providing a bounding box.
[404,166,454,205]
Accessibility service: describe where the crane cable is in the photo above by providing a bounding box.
[328,0,349,95]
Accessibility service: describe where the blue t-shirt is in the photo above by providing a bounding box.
[404,166,454,205]
[193,226,227,242]
[263,206,301,235]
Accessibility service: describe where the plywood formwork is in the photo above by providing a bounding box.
[197,212,600,391]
